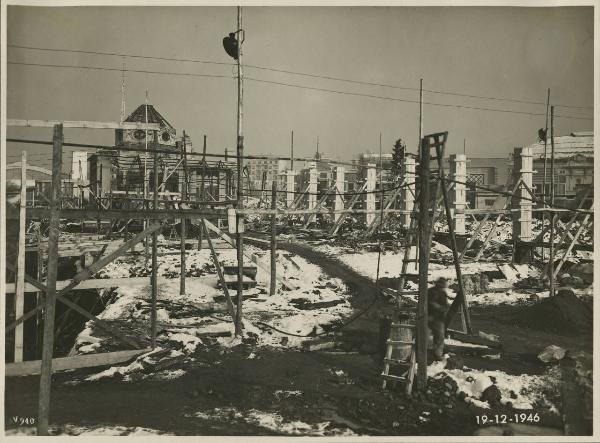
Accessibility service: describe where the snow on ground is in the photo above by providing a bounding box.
[313,243,552,307]
[73,239,354,379]
[427,356,559,411]
[5,425,172,436]
[188,407,356,436]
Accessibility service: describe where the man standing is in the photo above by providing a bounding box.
[428,277,449,360]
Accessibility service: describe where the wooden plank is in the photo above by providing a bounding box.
[202,220,237,322]
[7,119,160,130]
[5,276,214,293]
[6,348,151,377]
[14,151,27,362]
[7,207,228,220]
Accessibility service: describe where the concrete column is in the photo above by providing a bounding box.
[450,154,467,235]
[365,163,376,226]
[307,163,318,224]
[512,147,533,243]
[334,166,345,223]
[286,170,296,207]
[308,163,318,211]
[401,156,415,229]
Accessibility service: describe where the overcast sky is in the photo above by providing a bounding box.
[6,6,594,168]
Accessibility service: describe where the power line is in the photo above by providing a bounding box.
[7,60,593,121]
[9,43,593,110]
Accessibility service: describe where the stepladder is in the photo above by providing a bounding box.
[381,313,417,394]
[382,133,473,391]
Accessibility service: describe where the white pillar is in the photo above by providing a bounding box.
[512,147,534,242]
[365,163,376,226]
[450,154,467,235]
[334,166,345,223]
[286,170,296,207]
[307,163,318,224]
[519,147,534,241]
[401,156,415,229]
[308,163,318,210]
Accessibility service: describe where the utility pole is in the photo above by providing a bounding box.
[541,88,550,261]
[235,5,245,336]
[549,105,556,297]
[144,91,149,256]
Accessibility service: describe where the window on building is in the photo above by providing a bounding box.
[467,173,485,186]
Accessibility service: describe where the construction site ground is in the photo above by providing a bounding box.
[4,233,593,436]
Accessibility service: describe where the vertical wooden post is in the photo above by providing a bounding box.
[151,131,159,348]
[270,181,277,296]
[37,123,63,435]
[416,140,430,391]
[35,230,43,359]
[235,5,245,336]
[549,106,556,297]
[541,88,550,261]
[180,131,188,296]
[14,151,27,362]
[198,135,207,250]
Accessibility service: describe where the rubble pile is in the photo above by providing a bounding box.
[513,290,593,335]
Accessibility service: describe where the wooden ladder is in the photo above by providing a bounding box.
[381,320,416,394]
[382,132,473,391]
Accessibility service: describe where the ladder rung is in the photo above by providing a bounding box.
[391,323,415,328]
[384,358,411,365]
[381,373,407,381]
[399,290,419,295]
[387,339,414,345]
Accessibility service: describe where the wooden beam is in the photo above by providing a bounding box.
[416,138,431,391]
[6,348,151,377]
[4,276,216,293]
[7,207,228,220]
[7,119,160,130]
[202,220,237,322]
[38,123,63,435]
[270,181,277,296]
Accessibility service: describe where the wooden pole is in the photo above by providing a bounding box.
[198,134,207,250]
[549,106,555,297]
[541,89,550,261]
[37,123,63,435]
[416,139,430,390]
[36,230,43,359]
[14,151,27,362]
[291,130,294,171]
[151,132,159,347]
[180,131,188,296]
[270,181,277,296]
[235,5,245,336]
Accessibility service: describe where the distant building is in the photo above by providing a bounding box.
[245,155,288,196]
[526,132,593,205]
[5,162,69,206]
